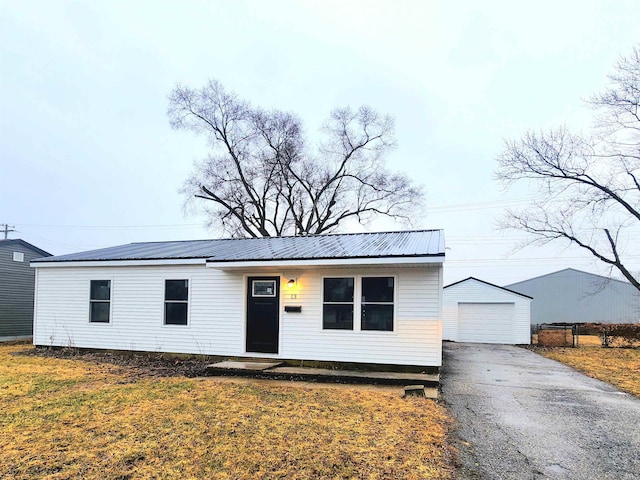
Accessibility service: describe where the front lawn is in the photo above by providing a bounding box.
[0,344,454,479]
[534,345,640,397]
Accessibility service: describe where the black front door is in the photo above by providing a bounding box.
[246,277,280,354]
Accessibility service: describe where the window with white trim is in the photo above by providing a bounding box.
[322,277,354,330]
[322,276,395,332]
[361,277,394,331]
[89,280,111,323]
[164,279,189,325]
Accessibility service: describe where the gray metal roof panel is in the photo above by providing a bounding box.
[32,230,445,263]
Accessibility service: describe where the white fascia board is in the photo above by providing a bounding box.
[31,258,208,268]
[207,256,444,270]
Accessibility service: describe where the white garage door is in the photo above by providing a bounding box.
[458,302,515,344]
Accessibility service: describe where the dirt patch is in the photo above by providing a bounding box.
[16,346,212,380]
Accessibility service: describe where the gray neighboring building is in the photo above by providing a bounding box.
[0,239,51,339]
[506,268,640,325]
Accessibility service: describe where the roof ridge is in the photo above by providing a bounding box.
[506,267,632,287]
[444,276,533,299]
[127,229,443,245]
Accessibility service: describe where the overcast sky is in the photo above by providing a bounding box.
[1,0,639,285]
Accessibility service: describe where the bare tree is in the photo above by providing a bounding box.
[168,80,423,237]
[496,45,640,291]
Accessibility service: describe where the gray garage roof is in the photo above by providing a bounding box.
[32,229,445,264]
[445,277,533,299]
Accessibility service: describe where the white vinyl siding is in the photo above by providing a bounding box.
[281,267,441,366]
[443,278,531,344]
[34,266,243,355]
[34,264,443,366]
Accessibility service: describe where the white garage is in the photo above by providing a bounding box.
[443,277,531,344]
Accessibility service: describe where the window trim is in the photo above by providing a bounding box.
[360,276,395,332]
[163,278,190,326]
[322,276,355,330]
[321,275,397,333]
[88,279,112,324]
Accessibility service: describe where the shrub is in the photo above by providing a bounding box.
[577,323,640,348]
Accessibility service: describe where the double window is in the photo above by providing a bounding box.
[89,280,111,323]
[164,279,189,325]
[323,276,394,331]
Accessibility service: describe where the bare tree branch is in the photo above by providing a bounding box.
[168,81,423,237]
[497,45,640,292]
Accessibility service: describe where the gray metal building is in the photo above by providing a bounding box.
[506,268,640,325]
[0,239,51,339]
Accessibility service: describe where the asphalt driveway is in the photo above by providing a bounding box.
[440,342,640,479]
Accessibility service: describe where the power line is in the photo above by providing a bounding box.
[11,198,536,232]
[425,197,535,213]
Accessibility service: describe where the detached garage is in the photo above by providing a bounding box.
[443,277,532,344]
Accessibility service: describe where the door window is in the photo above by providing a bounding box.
[252,280,276,297]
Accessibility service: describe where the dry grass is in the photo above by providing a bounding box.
[534,345,640,397]
[0,344,454,479]
[575,335,603,347]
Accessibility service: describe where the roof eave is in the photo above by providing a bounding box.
[31,258,208,268]
[206,255,445,270]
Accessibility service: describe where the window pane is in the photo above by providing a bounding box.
[361,304,393,331]
[253,280,276,297]
[90,302,110,323]
[165,279,188,301]
[323,304,354,330]
[90,280,111,301]
[165,302,188,325]
[323,278,354,303]
[362,277,394,302]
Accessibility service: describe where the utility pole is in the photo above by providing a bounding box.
[1,224,16,239]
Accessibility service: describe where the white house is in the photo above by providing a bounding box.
[31,230,445,367]
[443,277,531,344]
[506,268,640,325]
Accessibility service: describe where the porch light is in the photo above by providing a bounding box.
[287,278,296,288]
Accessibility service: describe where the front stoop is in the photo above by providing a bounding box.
[205,361,440,388]
[206,360,283,372]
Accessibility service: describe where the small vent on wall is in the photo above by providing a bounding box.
[13,252,24,262]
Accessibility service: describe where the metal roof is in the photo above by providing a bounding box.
[32,230,445,264]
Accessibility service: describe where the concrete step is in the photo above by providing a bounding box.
[205,361,439,387]
[269,367,440,386]
[206,360,283,372]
